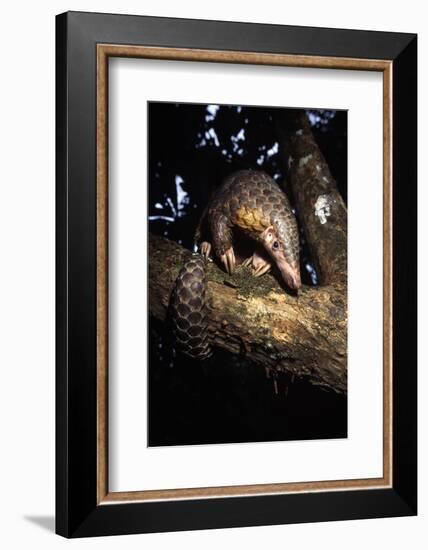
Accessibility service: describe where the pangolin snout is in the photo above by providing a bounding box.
[286,269,301,290]
[277,260,301,290]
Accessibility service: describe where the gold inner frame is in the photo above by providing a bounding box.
[96,44,393,505]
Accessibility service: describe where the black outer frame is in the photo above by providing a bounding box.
[56,11,417,538]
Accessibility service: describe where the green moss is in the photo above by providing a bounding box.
[206,261,280,299]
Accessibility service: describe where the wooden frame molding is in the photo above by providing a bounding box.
[96,44,393,505]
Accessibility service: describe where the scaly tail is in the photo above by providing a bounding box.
[170,255,212,360]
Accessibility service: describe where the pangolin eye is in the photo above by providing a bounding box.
[272,241,280,250]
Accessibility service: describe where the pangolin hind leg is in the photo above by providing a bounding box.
[200,241,212,258]
[194,205,213,258]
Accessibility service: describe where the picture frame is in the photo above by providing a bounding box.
[56,11,417,537]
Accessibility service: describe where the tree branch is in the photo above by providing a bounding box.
[149,234,347,394]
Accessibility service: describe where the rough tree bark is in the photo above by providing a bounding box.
[149,112,348,394]
[277,111,347,286]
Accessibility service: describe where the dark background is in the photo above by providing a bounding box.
[148,102,347,446]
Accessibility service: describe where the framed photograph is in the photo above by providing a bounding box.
[56,11,417,537]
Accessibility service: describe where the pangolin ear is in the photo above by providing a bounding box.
[261,226,275,244]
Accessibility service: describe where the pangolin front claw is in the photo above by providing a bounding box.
[253,262,272,277]
[244,247,272,277]
[200,241,212,258]
[221,247,236,275]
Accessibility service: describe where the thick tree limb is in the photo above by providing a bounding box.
[149,234,347,394]
[278,112,347,286]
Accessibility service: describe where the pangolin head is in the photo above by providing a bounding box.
[234,205,301,290]
[260,225,301,290]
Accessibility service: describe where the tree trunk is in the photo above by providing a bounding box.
[149,234,347,394]
[277,111,347,286]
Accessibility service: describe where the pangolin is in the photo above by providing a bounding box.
[170,169,301,360]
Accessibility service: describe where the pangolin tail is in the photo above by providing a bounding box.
[169,255,212,360]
